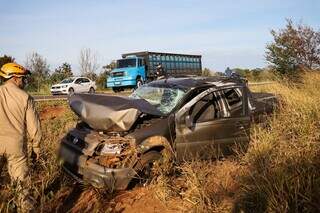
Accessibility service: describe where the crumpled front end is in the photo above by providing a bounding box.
[59,125,139,190]
[68,94,163,132]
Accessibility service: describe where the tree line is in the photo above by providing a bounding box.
[0,48,115,92]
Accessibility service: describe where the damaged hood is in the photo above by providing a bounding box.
[69,94,163,132]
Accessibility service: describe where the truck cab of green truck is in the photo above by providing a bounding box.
[106,51,202,92]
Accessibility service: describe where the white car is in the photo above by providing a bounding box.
[51,77,97,95]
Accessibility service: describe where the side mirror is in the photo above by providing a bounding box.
[185,115,194,129]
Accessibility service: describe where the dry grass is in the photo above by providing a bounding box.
[150,72,320,212]
[149,157,243,212]
[235,72,320,212]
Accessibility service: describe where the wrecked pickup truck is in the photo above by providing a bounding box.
[59,76,277,190]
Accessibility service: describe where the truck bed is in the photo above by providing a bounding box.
[250,92,278,121]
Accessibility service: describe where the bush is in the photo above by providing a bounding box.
[266,20,320,81]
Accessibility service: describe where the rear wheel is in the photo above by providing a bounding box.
[68,88,74,95]
[89,87,95,93]
[133,151,162,186]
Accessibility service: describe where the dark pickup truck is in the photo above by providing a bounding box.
[59,76,277,190]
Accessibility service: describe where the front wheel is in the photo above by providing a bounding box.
[89,87,95,94]
[133,151,162,186]
[68,88,74,95]
[112,87,121,93]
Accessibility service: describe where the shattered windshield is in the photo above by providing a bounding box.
[130,86,186,114]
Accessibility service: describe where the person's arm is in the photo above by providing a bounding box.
[26,96,42,158]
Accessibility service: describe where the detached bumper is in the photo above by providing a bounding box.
[60,145,136,190]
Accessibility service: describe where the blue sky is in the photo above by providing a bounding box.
[1,0,319,73]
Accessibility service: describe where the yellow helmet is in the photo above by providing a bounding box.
[0,62,31,79]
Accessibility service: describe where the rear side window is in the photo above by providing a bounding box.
[222,88,244,117]
[189,93,222,123]
[75,78,82,84]
[81,78,90,83]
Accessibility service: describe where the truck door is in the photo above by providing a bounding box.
[174,87,250,161]
[137,58,146,83]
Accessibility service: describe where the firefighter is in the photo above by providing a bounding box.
[0,62,42,212]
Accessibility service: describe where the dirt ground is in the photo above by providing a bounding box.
[40,181,183,213]
[39,105,66,120]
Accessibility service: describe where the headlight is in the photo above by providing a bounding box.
[100,143,123,155]
[61,85,68,88]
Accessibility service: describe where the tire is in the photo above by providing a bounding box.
[89,87,95,94]
[112,87,120,93]
[68,88,74,95]
[136,79,143,88]
[133,151,162,186]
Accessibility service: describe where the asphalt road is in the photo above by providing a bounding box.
[33,91,132,102]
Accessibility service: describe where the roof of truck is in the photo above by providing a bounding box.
[146,76,247,91]
[122,51,201,58]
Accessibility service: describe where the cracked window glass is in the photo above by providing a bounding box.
[130,86,186,114]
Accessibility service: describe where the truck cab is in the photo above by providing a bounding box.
[107,56,146,92]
